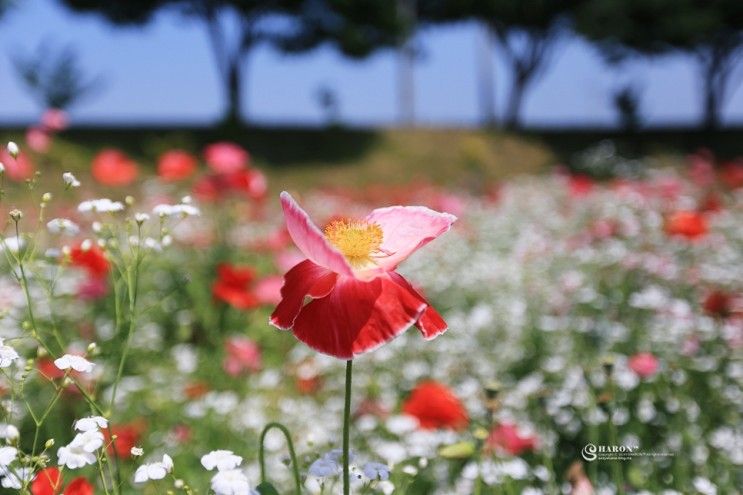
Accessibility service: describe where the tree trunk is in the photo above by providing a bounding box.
[224,55,243,125]
[477,23,497,127]
[504,71,527,130]
[701,49,723,130]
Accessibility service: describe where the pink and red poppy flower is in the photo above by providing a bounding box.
[269,192,456,359]
[628,352,659,378]
[70,244,110,278]
[204,142,249,174]
[486,422,539,456]
[0,149,35,181]
[223,336,262,376]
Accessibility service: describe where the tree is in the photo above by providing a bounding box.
[576,0,743,129]
[277,0,407,122]
[13,41,103,111]
[60,0,304,124]
[468,0,579,129]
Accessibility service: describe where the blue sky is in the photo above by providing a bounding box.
[1,0,741,127]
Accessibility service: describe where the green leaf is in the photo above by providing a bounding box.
[255,481,281,495]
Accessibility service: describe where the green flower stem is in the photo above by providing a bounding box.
[258,422,302,494]
[343,359,353,495]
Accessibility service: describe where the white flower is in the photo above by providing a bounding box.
[0,447,17,467]
[47,218,80,236]
[131,446,144,457]
[57,430,104,469]
[210,469,252,495]
[0,424,19,440]
[363,462,390,481]
[74,416,108,432]
[135,212,150,223]
[0,339,19,368]
[134,454,173,483]
[6,142,19,158]
[0,466,31,489]
[78,198,124,214]
[54,354,94,373]
[62,172,81,188]
[153,204,200,218]
[201,450,243,471]
[0,237,24,254]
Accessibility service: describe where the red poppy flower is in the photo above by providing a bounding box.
[720,160,743,189]
[401,380,468,430]
[486,422,538,456]
[567,174,594,197]
[64,478,94,495]
[104,422,144,458]
[91,149,139,186]
[223,336,262,376]
[70,245,110,278]
[703,290,733,318]
[158,150,197,181]
[0,149,35,181]
[225,169,267,200]
[270,192,455,359]
[37,357,66,380]
[628,352,659,378]
[665,211,708,239]
[204,142,249,174]
[212,263,260,309]
[31,467,63,495]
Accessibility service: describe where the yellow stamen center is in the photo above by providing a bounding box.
[324,219,383,268]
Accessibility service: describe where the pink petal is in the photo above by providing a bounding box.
[280,192,354,277]
[365,206,457,271]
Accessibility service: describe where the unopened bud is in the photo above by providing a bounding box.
[6,142,19,159]
[42,193,52,203]
[45,439,55,449]
[9,209,22,221]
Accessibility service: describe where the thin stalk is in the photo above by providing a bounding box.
[258,422,302,494]
[343,359,353,495]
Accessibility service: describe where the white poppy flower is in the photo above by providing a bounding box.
[78,199,124,214]
[210,469,252,495]
[47,218,81,236]
[201,450,243,471]
[74,416,108,432]
[0,447,17,467]
[0,339,19,368]
[62,172,81,188]
[134,454,174,483]
[54,354,94,373]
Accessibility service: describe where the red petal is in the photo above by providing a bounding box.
[388,272,448,339]
[292,275,427,359]
[270,260,336,330]
[31,467,63,495]
[64,478,94,495]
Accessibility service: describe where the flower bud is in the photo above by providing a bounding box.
[6,142,19,158]
[45,439,55,449]
[9,209,22,221]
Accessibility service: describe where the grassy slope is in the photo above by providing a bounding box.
[1,126,742,191]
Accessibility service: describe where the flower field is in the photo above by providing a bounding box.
[0,134,741,495]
